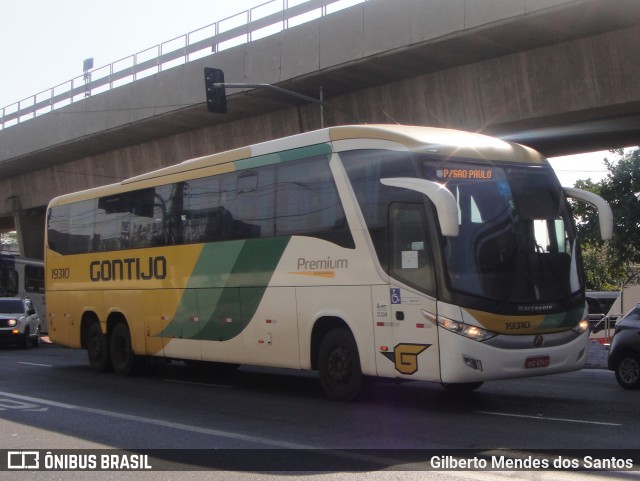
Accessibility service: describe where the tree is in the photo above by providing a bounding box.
[0,231,18,252]
[579,243,624,291]
[572,148,640,288]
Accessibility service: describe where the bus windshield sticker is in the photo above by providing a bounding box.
[402,251,419,269]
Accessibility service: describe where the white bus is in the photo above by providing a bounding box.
[45,125,612,400]
[0,253,47,332]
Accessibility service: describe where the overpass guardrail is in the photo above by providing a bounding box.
[0,0,365,130]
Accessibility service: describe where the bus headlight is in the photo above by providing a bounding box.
[437,316,496,342]
[572,320,589,334]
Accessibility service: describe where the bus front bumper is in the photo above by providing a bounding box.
[438,328,589,384]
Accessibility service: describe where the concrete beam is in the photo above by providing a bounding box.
[1,0,640,253]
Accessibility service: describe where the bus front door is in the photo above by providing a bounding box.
[384,203,441,382]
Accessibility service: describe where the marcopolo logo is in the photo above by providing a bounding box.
[89,256,167,282]
[516,304,553,313]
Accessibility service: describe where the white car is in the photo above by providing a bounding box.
[0,298,41,348]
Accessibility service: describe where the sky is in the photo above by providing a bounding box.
[547,151,611,186]
[0,0,268,105]
[0,0,630,187]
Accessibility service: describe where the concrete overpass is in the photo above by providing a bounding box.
[1,0,639,258]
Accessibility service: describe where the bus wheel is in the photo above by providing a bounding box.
[318,328,363,402]
[110,322,143,376]
[441,382,483,393]
[86,322,110,372]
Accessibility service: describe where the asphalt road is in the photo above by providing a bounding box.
[0,340,637,480]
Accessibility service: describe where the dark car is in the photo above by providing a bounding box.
[608,304,640,389]
[0,298,41,348]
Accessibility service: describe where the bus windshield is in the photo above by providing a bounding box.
[422,160,581,303]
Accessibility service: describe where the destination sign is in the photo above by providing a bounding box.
[435,168,493,179]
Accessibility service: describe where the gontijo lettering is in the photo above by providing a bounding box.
[89,256,166,281]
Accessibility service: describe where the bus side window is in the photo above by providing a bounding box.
[96,194,131,251]
[275,156,352,247]
[221,169,275,239]
[5,270,18,297]
[0,268,18,297]
[47,204,71,254]
[25,265,45,293]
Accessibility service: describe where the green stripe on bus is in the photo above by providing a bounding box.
[234,143,332,170]
[157,236,291,341]
[538,304,584,330]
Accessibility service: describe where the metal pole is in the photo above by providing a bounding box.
[214,82,358,123]
[319,86,324,128]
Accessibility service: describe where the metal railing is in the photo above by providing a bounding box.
[0,0,365,130]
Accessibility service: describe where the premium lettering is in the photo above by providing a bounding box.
[89,256,166,281]
[297,257,348,270]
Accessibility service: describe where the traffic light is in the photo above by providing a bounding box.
[204,68,227,114]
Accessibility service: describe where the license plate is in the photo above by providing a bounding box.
[525,355,550,369]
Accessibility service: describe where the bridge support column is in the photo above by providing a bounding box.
[12,202,46,260]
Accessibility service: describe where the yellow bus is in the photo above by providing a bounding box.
[45,125,612,400]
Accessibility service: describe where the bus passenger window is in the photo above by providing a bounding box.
[275,156,352,247]
[96,195,131,251]
[221,169,275,239]
[25,265,45,293]
[0,270,18,297]
[47,204,70,254]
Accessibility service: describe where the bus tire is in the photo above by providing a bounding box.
[86,322,110,372]
[110,322,144,376]
[318,328,363,402]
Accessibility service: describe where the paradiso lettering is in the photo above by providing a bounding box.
[89,256,167,282]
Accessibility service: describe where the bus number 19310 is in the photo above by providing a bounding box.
[51,268,70,279]
[505,321,531,330]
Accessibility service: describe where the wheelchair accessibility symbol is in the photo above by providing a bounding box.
[391,288,401,304]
